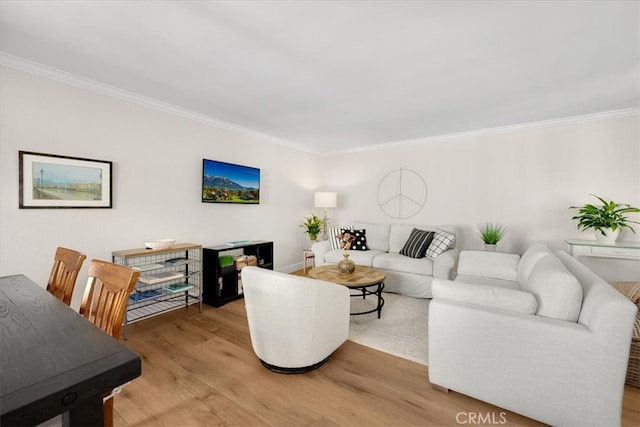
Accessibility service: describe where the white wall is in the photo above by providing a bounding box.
[0,66,324,308]
[321,113,640,281]
[2,66,638,312]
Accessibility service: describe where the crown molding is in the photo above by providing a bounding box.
[0,53,307,152]
[2,53,637,157]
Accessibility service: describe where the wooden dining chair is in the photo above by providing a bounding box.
[46,247,86,306]
[80,259,140,427]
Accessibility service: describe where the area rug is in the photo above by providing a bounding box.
[348,292,429,365]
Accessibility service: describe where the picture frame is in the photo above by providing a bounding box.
[19,151,112,208]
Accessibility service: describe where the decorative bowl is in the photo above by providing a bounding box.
[144,239,176,250]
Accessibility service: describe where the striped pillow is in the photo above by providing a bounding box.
[329,226,353,250]
[399,228,434,258]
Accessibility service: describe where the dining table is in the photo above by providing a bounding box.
[0,274,141,426]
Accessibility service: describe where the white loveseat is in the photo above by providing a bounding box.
[428,243,638,426]
[311,222,458,298]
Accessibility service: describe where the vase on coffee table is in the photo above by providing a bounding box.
[337,252,356,274]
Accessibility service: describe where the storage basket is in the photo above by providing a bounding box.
[234,255,257,271]
[612,282,640,387]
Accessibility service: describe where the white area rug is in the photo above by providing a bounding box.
[348,292,429,365]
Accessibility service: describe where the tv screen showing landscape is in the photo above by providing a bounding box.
[202,159,260,204]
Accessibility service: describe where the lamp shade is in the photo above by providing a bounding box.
[314,192,337,208]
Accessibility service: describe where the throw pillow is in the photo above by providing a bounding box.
[348,229,369,251]
[399,228,434,258]
[425,228,456,260]
[329,226,352,250]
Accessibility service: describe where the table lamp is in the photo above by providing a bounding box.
[314,192,337,240]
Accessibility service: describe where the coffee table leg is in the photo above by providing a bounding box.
[377,282,385,319]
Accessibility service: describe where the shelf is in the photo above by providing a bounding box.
[127,297,200,323]
[202,241,273,307]
[112,243,202,339]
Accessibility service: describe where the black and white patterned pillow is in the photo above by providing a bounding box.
[399,228,434,259]
[425,228,456,260]
[348,229,369,251]
[329,226,352,250]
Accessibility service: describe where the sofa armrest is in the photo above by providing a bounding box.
[311,240,332,266]
[433,248,459,280]
[457,250,520,281]
[432,279,537,314]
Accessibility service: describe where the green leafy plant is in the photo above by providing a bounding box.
[570,194,640,233]
[478,222,505,244]
[300,214,324,240]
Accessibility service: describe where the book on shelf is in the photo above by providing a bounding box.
[138,271,184,285]
[129,289,164,303]
[163,283,194,293]
[131,263,165,272]
[226,240,251,246]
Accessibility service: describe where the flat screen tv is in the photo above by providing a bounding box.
[202,159,260,204]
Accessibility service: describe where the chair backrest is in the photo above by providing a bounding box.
[46,247,87,306]
[80,259,140,340]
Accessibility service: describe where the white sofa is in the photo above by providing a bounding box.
[428,244,638,426]
[311,221,458,298]
[242,266,349,373]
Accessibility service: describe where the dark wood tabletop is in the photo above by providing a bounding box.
[0,274,141,427]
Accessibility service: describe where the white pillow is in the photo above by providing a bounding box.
[522,255,583,322]
[432,279,537,314]
[425,228,456,261]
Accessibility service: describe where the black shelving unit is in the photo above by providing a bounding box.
[202,240,273,307]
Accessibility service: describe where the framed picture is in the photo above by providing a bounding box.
[19,151,112,208]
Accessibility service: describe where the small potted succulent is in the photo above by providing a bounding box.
[478,222,505,251]
[570,194,640,242]
[300,214,324,242]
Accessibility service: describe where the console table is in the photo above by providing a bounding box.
[565,239,640,260]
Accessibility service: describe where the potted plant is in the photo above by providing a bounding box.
[478,222,505,251]
[570,194,640,242]
[300,214,324,242]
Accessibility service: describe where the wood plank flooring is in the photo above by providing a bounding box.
[116,299,640,427]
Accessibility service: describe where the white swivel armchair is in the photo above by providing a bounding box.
[241,266,350,373]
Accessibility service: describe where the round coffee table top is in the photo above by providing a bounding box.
[308,265,386,288]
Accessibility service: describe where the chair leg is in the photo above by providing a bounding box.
[103,395,114,427]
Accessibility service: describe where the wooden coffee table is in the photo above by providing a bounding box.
[308,265,385,318]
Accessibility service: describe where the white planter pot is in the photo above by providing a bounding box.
[594,228,620,243]
[484,244,497,252]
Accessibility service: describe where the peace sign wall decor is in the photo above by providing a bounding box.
[377,168,427,219]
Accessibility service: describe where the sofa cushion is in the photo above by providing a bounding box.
[349,229,369,251]
[425,228,456,261]
[324,249,385,267]
[522,254,583,322]
[432,279,538,314]
[399,228,434,258]
[517,243,553,284]
[388,224,429,253]
[373,252,433,276]
[350,222,389,252]
[454,274,521,290]
[457,250,520,281]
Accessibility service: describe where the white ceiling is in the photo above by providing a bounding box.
[1,1,638,154]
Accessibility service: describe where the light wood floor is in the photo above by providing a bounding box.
[115,298,640,427]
